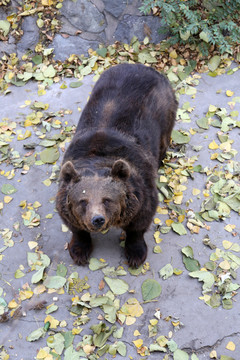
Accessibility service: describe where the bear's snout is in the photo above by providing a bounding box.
[91,215,105,229]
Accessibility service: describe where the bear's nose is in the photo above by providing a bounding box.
[91,215,105,229]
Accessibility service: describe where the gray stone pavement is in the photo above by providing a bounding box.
[0,66,239,360]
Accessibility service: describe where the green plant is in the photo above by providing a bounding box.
[140,0,240,55]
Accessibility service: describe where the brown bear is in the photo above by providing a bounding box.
[56,63,178,268]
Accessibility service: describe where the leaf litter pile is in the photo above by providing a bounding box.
[0,41,240,360]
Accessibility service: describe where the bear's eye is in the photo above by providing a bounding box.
[79,199,88,208]
[103,198,112,206]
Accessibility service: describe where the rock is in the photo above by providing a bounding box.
[61,0,106,33]
[90,0,105,13]
[17,16,39,56]
[114,15,167,43]
[52,34,99,60]
[0,40,17,57]
[103,0,131,18]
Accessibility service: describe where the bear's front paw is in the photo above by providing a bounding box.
[68,234,92,265]
[125,241,147,269]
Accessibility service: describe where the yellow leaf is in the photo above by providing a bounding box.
[159,175,167,182]
[134,330,141,336]
[43,179,51,187]
[226,90,234,97]
[61,224,69,232]
[19,290,33,301]
[42,0,54,5]
[60,320,67,327]
[199,294,211,302]
[133,339,143,348]
[203,190,210,197]
[156,206,168,215]
[209,105,217,112]
[210,153,218,160]
[33,201,41,208]
[219,260,230,270]
[173,194,183,204]
[219,141,231,152]
[226,341,235,351]
[120,298,144,318]
[83,344,95,355]
[169,50,178,59]
[178,215,185,223]
[4,196,12,204]
[44,315,59,329]
[28,241,38,249]
[210,350,217,358]
[224,224,236,232]
[222,240,232,249]
[208,140,219,150]
[189,128,196,135]
[192,188,200,196]
[8,299,18,309]
[38,88,46,96]
[126,316,136,325]
[165,219,173,226]
[150,318,158,326]
[36,349,49,359]
[34,284,46,294]
[153,217,161,225]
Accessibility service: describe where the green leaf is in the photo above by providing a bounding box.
[47,333,65,355]
[196,117,209,129]
[1,184,17,195]
[104,277,129,295]
[171,223,187,235]
[40,147,59,164]
[182,256,200,272]
[141,279,162,301]
[89,258,108,271]
[69,81,83,88]
[81,66,92,76]
[180,30,190,41]
[174,349,189,360]
[64,345,83,360]
[39,139,57,147]
[116,341,127,356]
[168,339,178,352]
[182,246,194,258]
[138,51,157,64]
[171,130,190,144]
[26,327,46,342]
[43,276,66,289]
[32,55,43,65]
[56,264,68,277]
[15,269,25,279]
[96,48,107,57]
[189,271,215,291]
[159,264,174,280]
[37,18,44,28]
[43,65,56,78]
[0,20,10,36]
[199,31,209,43]
[208,55,221,72]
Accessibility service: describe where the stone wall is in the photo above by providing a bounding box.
[0,0,166,61]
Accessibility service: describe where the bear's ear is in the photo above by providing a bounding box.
[60,161,79,184]
[111,159,130,181]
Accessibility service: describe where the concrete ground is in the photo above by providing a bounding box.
[0,65,239,360]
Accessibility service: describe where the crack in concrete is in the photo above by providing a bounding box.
[182,331,240,354]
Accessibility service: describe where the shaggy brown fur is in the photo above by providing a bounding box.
[56,63,178,267]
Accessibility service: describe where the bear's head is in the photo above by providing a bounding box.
[58,159,138,233]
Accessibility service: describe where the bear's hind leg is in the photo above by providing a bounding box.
[68,230,92,265]
[125,230,147,268]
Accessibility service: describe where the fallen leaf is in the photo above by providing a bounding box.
[141,279,162,301]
